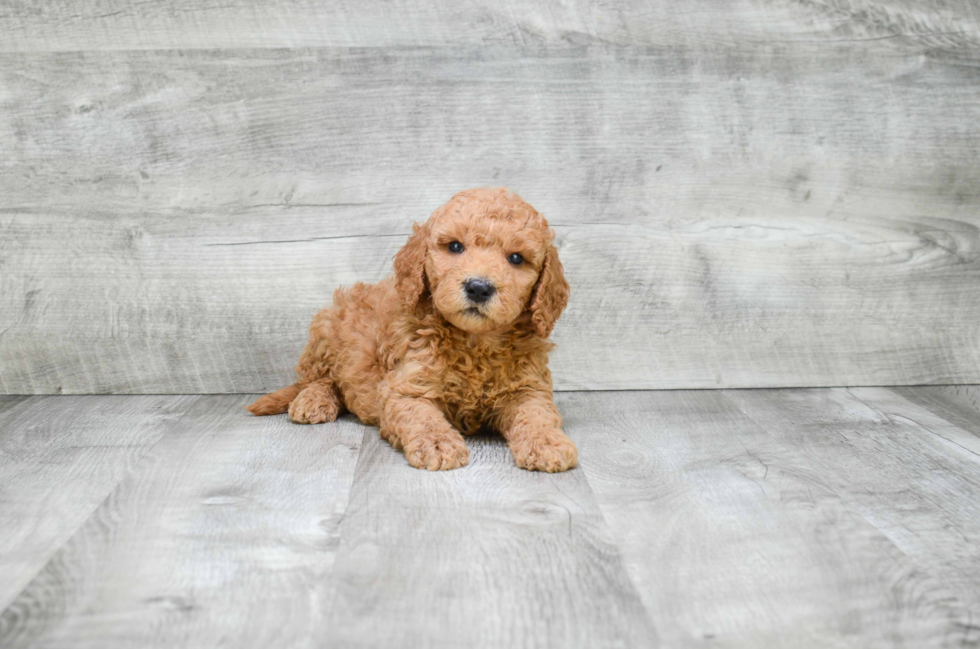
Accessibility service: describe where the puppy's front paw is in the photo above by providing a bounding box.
[288,385,341,424]
[403,432,469,471]
[511,431,578,473]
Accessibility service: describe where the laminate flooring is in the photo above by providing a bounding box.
[1,387,979,648]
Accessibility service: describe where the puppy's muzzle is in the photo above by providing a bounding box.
[463,277,495,304]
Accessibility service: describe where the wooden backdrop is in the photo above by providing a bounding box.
[1,1,979,394]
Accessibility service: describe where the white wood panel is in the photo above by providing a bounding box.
[0,395,196,611]
[1,389,980,645]
[321,429,656,648]
[1,0,977,51]
[564,389,978,647]
[0,396,364,648]
[891,385,980,437]
[723,387,980,623]
[2,44,979,392]
[855,386,980,457]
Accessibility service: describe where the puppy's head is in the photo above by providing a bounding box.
[394,187,569,337]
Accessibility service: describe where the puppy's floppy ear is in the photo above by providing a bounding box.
[528,242,570,338]
[394,222,429,308]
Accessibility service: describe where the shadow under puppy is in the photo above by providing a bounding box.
[248,187,576,472]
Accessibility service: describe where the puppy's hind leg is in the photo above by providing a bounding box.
[288,378,345,424]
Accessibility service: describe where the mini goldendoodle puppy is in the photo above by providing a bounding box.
[247,187,575,472]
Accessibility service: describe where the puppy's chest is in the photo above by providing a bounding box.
[435,347,530,431]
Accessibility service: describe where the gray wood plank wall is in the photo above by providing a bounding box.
[1,2,979,394]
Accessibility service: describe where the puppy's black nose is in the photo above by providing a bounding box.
[464,278,496,303]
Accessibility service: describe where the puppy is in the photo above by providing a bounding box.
[247,187,576,472]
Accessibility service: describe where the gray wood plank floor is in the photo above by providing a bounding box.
[1,387,979,647]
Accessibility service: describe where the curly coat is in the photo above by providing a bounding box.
[247,187,576,472]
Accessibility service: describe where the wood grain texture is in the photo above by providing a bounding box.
[322,429,656,648]
[722,387,980,640]
[0,396,364,648]
[565,389,979,647]
[891,385,980,438]
[0,394,196,611]
[1,389,980,645]
[1,0,978,52]
[2,41,979,393]
[864,386,980,457]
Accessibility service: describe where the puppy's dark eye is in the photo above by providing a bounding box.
[507,253,524,265]
[448,241,464,254]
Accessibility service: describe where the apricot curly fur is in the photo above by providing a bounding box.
[246,187,575,472]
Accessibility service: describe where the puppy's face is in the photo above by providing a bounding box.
[426,210,547,333]
[395,188,569,337]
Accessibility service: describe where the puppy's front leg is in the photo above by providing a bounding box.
[495,391,578,473]
[381,396,469,471]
